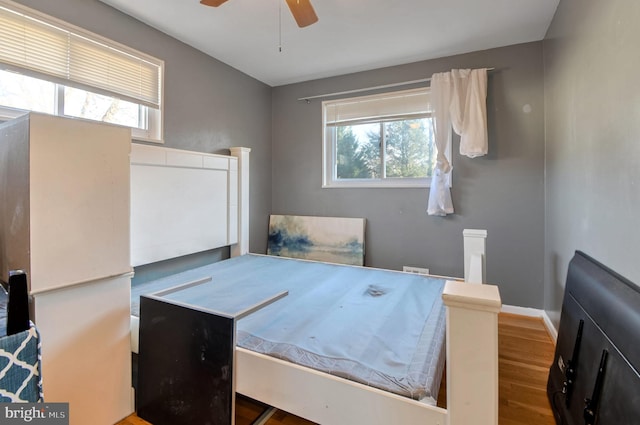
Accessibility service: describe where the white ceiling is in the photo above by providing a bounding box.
[99,0,559,87]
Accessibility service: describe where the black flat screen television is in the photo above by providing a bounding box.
[547,251,640,425]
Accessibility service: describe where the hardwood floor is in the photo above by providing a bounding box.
[498,313,556,425]
[116,313,555,425]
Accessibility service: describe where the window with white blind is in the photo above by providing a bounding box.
[0,0,164,142]
[323,88,448,188]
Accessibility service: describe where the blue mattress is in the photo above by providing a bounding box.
[131,254,446,402]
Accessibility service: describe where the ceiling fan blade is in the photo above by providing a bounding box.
[285,0,318,28]
[200,0,229,7]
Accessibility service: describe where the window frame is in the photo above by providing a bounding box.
[0,81,162,142]
[322,88,450,189]
[0,0,164,143]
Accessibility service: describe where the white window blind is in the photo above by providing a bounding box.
[0,1,162,109]
[324,88,432,126]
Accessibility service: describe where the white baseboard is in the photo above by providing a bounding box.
[501,304,543,317]
[501,304,558,342]
[541,310,558,342]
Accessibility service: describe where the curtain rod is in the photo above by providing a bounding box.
[297,68,495,102]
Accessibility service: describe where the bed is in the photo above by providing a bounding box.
[134,254,446,407]
[129,144,501,425]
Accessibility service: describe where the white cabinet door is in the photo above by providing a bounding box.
[28,114,131,293]
[34,274,133,425]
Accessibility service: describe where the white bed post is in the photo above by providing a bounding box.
[463,229,487,283]
[443,281,501,425]
[230,147,251,257]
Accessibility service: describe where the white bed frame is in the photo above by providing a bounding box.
[130,144,501,425]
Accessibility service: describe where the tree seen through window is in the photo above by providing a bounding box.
[336,118,436,180]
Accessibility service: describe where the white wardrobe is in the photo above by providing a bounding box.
[0,113,132,424]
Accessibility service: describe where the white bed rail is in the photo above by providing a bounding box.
[443,281,501,425]
[463,229,487,283]
[230,147,251,257]
[236,348,448,424]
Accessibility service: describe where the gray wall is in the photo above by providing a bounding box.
[543,0,640,325]
[14,0,273,257]
[272,42,546,308]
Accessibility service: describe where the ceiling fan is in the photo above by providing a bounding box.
[200,0,318,28]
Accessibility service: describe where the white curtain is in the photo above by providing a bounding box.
[427,72,454,216]
[427,68,488,216]
[450,69,489,158]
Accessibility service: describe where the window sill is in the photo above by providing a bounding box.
[132,134,164,144]
[322,178,432,189]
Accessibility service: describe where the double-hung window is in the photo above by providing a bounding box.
[323,88,448,188]
[0,0,164,142]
